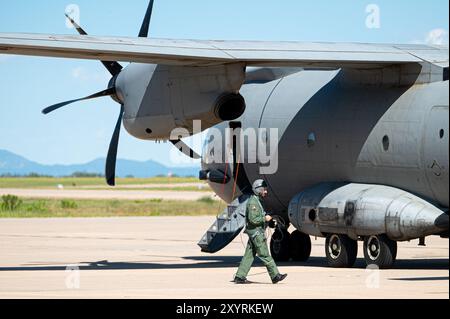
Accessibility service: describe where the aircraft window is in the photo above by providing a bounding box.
[307,133,316,148]
[440,129,445,139]
[382,135,390,151]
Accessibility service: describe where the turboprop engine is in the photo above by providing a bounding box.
[39,3,247,187]
[115,63,247,140]
[288,183,449,241]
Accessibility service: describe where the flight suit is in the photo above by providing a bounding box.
[236,195,280,281]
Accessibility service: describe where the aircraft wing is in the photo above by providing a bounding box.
[0,33,448,68]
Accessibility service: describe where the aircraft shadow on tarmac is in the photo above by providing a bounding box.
[0,257,448,274]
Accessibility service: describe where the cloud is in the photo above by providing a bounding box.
[425,28,449,45]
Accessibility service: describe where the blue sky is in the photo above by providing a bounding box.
[0,0,448,166]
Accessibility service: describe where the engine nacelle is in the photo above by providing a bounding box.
[288,183,448,241]
[115,63,246,140]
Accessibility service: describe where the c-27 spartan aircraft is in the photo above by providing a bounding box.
[0,1,448,269]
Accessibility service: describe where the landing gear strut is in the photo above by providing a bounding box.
[325,234,358,268]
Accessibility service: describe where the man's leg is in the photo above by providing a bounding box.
[253,233,280,280]
[235,239,256,280]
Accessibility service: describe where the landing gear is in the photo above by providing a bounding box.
[289,230,311,262]
[363,235,397,269]
[325,234,358,268]
[269,228,311,262]
[270,229,290,262]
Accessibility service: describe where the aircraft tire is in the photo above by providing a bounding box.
[270,229,290,262]
[289,230,311,262]
[363,235,397,269]
[325,234,358,268]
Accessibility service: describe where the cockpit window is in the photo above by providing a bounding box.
[307,132,316,148]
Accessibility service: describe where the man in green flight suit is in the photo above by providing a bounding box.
[234,179,287,284]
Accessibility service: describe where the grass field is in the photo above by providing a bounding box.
[0,197,224,218]
[0,177,203,189]
[0,177,222,218]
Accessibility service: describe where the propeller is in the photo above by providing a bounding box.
[42,87,116,115]
[45,1,199,186]
[63,12,129,186]
[138,0,155,38]
[106,105,125,186]
[49,1,157,186]
[139,0,201,160]
[43,11,136,186]
[65,13,123,76]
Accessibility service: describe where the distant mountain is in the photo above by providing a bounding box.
[0,150,199,178]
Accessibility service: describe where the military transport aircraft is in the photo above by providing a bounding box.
[0,1,448,269]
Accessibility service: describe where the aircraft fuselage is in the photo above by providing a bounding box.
[203,69,449,224]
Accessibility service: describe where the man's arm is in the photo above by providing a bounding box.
[247,198,265,227]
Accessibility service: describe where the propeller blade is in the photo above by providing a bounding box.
[170,139,201,160]
[42,87,116,115]
[138,0,155,37]
[106,105,125,186]
[64,13,87,35]
[65,13,123,76]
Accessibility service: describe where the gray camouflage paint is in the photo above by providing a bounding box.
[204,63,448,241]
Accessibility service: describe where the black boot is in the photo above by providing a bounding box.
[272,273,287,284]
[233,277,250,284]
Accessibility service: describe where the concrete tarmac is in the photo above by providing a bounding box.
[0,217,448,299]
